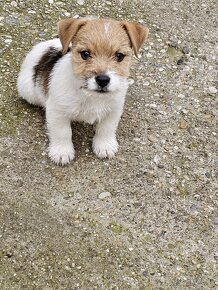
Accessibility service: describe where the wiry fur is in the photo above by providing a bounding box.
[17,18,148,165]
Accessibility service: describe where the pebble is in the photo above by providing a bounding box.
[205,172,210,178]
[128,78,135,85]
[48,0,54,3]
[148,135,158,143]
[98,191,111,199]
[5,39,12,44]
[190,204,200,214]
[208,86,217,94]
[149,103,157,108]
[213,218,218,225]
[142,271,148,277]
[177,58,184,65]
[154,154,160,164]
[64,12,71,17]
[39,32,46,37]
[77,0,85,4]
[11,1,17,7]
[182,46,190,54]
[180,119,189,129]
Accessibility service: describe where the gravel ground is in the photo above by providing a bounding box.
[0,0,218,289]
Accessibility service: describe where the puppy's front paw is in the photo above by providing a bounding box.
[48,144,75,166]
[93,137,119,159]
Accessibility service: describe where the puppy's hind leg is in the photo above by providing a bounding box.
[17,70,46,107]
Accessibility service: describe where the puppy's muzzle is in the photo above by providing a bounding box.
[95,75,110,89]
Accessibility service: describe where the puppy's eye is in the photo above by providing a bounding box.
[115,52,125,62]
[80,51,91,60]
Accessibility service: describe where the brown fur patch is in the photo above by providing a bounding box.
[121,21,149,57]
[57,18,149,81]
[58,18,87,54]
[33,47,68,94]
[70,19,133,79]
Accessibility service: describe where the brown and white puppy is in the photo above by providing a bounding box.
[17,18,149,165]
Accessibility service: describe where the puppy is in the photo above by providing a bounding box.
[17,18,148,165]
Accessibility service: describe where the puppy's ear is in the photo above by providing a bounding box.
[121,21,149,57]
[58,18,87,54]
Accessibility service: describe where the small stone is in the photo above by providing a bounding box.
[98,191,111,199]
[142,270,148,277]
[77,0,85,4]
[5,39,12,44]
[213,218,218,225]
[208,86,217,94]
[190,204,200,213]
[154,154,160,164]
[146,53,153,58]
[206,55,216,62]
[182,46,190,54]
[39,32,46,37]
[11,1,17,7]
[5,252,13,258]
[180,119,189,129]
[169,39,178,48]
[205,172,210,178]
[182,109,188,114]
[177,58,184,65]
[48,0,54,3]
[128,78,135,85]
[64,12,71,17]
[148,135,158,143]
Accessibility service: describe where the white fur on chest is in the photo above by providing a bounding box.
[71,94,112,124]
[48,53,126,124]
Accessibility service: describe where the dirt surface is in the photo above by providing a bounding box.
[0,0,218,289]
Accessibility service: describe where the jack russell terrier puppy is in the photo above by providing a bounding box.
[17,18,149,165]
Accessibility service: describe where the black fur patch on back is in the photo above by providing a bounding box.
[33,46,69,94]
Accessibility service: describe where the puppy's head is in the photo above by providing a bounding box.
[58,18,149,94]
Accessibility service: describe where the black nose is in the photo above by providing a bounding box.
[95,75,110,88]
